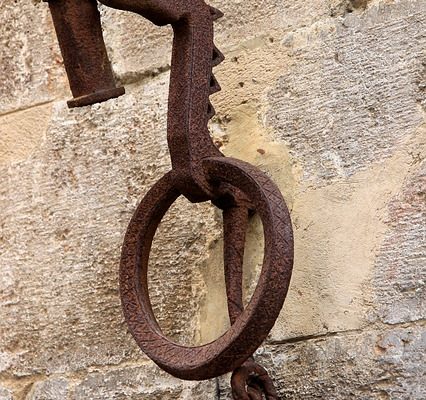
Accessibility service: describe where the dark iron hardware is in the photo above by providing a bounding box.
[45,1,294,398]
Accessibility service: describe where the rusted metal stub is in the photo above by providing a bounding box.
[45,0,294,397]
[45,0,124,107]
[223,205,248,325]
[223,193,279,398]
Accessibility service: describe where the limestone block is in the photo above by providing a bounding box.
[0,104,52,165]
[218,325,426,399]
[26,378,69,400]
[72,364,216,400]
[267,0,425,186]
[0,75,219,378]
[199,104,424,343]
[0,0,67,115]
[99,0,341,82]
[0,0,347,114]
[373,158,426,325]
[0,388,12,400]
[197,0,426,343]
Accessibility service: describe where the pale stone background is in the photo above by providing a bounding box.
[1,0,425,399]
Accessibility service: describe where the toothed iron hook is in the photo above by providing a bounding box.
[45,1,294,398]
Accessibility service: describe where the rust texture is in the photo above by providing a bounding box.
[44,0,125,107]
[46,0,294,397]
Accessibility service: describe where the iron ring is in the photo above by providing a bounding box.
[120,157,293,380]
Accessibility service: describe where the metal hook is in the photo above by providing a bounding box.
[46,0,293,396]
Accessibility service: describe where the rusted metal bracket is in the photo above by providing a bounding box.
[45,1,294,398]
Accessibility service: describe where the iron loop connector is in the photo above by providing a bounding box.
[231,359,279,400]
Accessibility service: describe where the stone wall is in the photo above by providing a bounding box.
[0,0,425,399]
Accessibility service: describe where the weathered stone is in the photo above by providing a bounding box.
[199,103,425,343]
[0,104,52,165]
[0,0,341,115]
[218,324,426,399]
[99,6,173,84]
[0,0,67,115]
[26,378,69,400]
[373,156,426,325]
[0,75,219,377]
[0,387,12,400]
[100,0,343,83]
[267,0,425,186]
[72,364,216,400]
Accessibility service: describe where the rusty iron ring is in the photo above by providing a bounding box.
[231,359,279,400]
[120,157,293,381]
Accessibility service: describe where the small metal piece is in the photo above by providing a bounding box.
[223,206,279,398]
[45,0,124,107]
[46,0,293,397]
[212,45,225,66]
[209,74,221,94]
[223,205,248,326]
[231,359,279,400]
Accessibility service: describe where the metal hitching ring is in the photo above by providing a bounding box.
[120,157,294,381]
